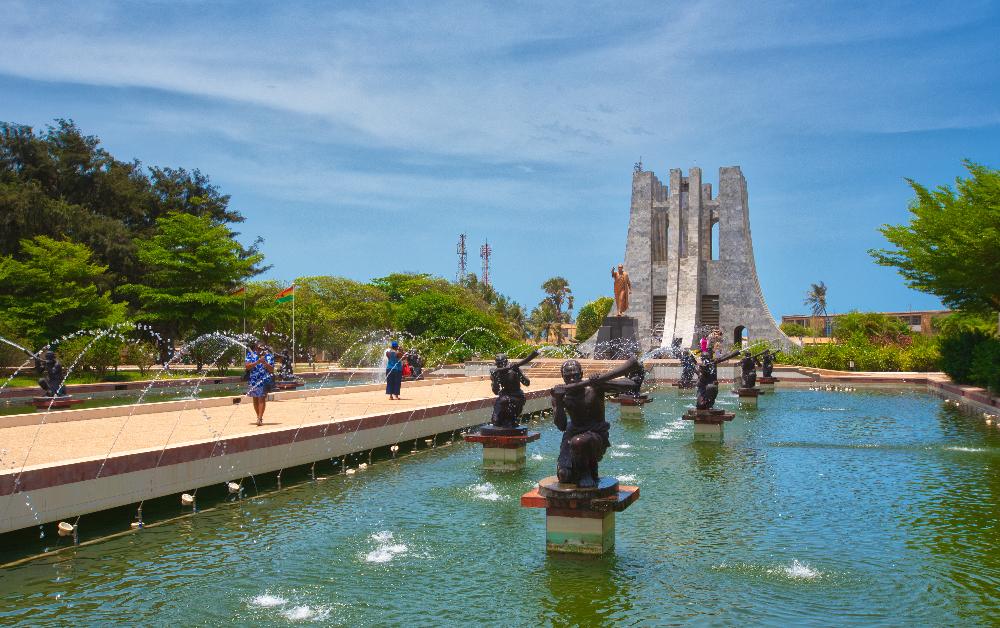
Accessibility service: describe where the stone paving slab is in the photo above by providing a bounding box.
[0,377,563,472]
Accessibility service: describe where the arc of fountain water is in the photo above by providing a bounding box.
[69,332,251,530]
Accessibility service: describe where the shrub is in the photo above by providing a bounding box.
[779,322,814,337]
[970,338,1000,391]
[939,330,992,384]
[125,340,159,376]
[575,297,614,341]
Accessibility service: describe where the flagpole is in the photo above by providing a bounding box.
[291,284,296,371]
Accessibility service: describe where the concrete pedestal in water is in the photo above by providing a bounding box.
[735,387,762,407]
[758,376,778,392]
[683,407,735,441]
[521,476,639,555]
[609,394,650,419]
[32,395,83,411]
[463,426,540,471]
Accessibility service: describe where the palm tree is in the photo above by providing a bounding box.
[541,277,572,345]
[804,281,830,336]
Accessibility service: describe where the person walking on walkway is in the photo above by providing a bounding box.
[246,341,275,426]
[385,341,404,400]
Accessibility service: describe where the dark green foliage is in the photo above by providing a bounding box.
[575,297,613,340]
[939,330,994,384]
[778,334,940,372]
[832,311,911,345]
[119,213,265,355]
[0,236,126,345]
[870,161,1000,321]
[970,338,1000,391]
[0,120,247,285]
[779,322,814,338]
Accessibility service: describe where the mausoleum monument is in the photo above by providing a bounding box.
[622,163,790,351]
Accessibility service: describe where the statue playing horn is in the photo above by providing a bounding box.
[611,264,631,316]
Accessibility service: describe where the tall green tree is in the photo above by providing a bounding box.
[0,236,126,347]
[804,281,829,336]
[870,161,1000,331]
[0,119,248,284]
[119,212,265,358]
[540,276,573,344]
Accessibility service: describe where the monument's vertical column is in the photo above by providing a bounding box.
[624,171,653,343]
[658,169,683,347]
[671,167,702,346]
[716,166,789,346]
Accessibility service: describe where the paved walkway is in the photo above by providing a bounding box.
[0,377,562,472]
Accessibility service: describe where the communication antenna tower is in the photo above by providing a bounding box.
[456,233,468,282]
[480,239,492,286]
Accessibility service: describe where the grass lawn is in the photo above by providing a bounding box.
[2,368,246,389]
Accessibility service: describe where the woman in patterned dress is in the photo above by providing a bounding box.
[245,341,275,426]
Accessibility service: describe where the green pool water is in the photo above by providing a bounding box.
[1,387,999,626]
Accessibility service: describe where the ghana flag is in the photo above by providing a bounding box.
[275,285,294,303]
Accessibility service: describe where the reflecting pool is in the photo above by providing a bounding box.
[1,387,998,625]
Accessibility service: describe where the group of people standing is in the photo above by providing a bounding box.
[699,327,724,359]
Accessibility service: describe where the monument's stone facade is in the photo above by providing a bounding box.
[623,165,790,350]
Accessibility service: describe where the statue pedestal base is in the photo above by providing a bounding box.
[521,476,639,555]
[735,387,762,407]
[274,380,304,391]
[594,316,638,359]
[683,408,735,441]
[758,377,778,392]
[672,382,695,391]
[609,394,649,419]
[463,427,540,471]
[32,395,83,411]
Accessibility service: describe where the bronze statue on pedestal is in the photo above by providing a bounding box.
[611,264,631,317]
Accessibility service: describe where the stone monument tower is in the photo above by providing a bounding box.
[623,164,790,351]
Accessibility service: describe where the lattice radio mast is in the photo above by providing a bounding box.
[456,233,468,282]
[480,239,492,287]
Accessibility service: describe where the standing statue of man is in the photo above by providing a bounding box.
[490,352,535,429]
[611,264,631,316]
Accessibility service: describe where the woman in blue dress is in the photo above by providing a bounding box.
[385,341,403,400]
[245,342,275,426]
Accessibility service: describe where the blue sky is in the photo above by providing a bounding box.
[2,1,998,318]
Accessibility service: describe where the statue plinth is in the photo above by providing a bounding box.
[464,427,540,471]
[608,393,650,418]
[521,475,640,555]
[274,380,304,391]
[682,407,735,441]
[758,376,778,392]
[32,395,83,411]
[734,387,762,407]
[594,316,638,359]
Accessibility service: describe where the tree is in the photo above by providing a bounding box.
[527,301,559,342]
[804,281,829,336]
[575,297,614,341]
[0,236,126,346]
[870,161,1000,331]
[0,119,250,285]
[119,212,265,359]
[540,277,573,345]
